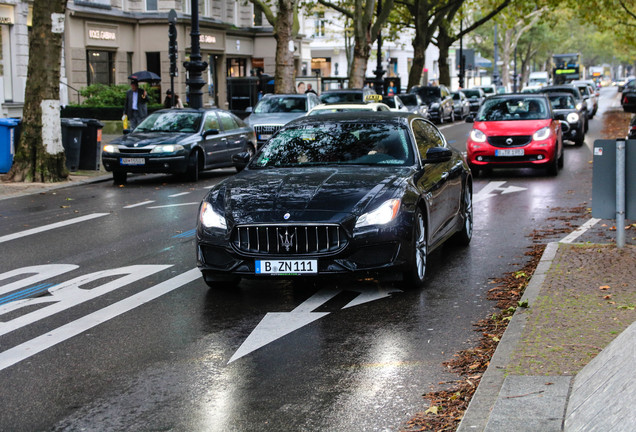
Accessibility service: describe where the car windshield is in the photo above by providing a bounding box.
[476,97,550,121]
[544,88,580,100]
[135,111,203,133]
[255,96,307,113]
[479,87,495,94]
[251,122,414,168]
[462,90,481,98]
[320,92,364,104]
[398,94,419,106]
[548,94,576,109]
[383,97,397,108]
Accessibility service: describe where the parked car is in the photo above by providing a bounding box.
[409,85,454,123]
[307,102,391,115]
[451,91,471,120]
[541,85,589,132]
[546,93,585,146]
[627,115,636,139]
[473,85,496,97]
[461,88,485,114]
[197,112,473,289]
[245,93,321,149]
[102,108,257,185]
[383,95,410,112]
[465,94,563,176]
[398,93,430,118]
[319,88,376,104]
[621,79,636,113]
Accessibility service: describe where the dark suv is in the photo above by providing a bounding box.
[541,85,589,132]
[409,85,454,123]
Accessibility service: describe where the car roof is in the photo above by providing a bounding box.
[486,93,549,99]
[262,93,310,98]
[309,102,391,111]
[287,110,417,125]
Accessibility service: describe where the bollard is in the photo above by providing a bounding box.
[616,139,625,248]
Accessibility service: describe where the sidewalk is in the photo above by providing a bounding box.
[457,238,636,431]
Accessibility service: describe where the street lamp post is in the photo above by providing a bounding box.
[513,46,517,92]
[493,24,499,86]
[183,0,208,109]
[373,0,385,95]
[458,18,464,89]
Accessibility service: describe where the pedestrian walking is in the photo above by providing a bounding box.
[123,80,148,130]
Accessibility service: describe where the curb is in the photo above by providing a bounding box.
[0,174,112,202]
[456,241,560,431]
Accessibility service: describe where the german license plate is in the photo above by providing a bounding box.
[495,149,524,157]
[120,157,145,166]
[255,260,317,275]
[259,134,272,141]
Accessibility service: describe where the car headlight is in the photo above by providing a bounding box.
[566,112,579,123]
[150,144,184,153]
[533,126,551,141]
[470,129,487,143]
[575,102,583,110]
[355,199,401,228]
[200,202,227,229]
[103,144,119,153]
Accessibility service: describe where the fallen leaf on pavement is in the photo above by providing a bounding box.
[424,406,438,415]
[604,295,612,300]
[599,285,610,290]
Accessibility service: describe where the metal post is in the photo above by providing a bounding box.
[373,0,384,95]
[616,139,626,248]
[513,46,517,92]
[183,0,208,109]
[493,24,499,86]
[458,19,464,89]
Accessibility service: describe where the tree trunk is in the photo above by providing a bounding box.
[437,26,452,87]
[273,0,296,94]
[5,0,68,182]
[349,37,371,88]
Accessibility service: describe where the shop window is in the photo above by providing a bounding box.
[86,50,115,85]
[227,58,246,77]
[311,57,331,77]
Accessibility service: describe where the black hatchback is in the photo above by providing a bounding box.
[102,108,256,184]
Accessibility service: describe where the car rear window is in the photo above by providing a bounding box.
[255,96,307,113]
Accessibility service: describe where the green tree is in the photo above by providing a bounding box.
[5,0,68,182]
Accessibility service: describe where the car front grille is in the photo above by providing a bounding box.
[254,125,283,137]
[231,224,347,256]
[487,136,532,147]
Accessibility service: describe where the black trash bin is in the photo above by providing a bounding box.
[77,118,104,170]
[60,118,86,171]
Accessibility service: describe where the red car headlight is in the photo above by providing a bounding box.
[470,129,487,143]
[532,127,551,141]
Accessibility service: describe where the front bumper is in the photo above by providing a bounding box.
[467,138,558,168]
[102,153,189,174]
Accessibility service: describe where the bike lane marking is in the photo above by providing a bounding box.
[0,268,200,372]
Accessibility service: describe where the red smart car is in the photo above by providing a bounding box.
[466,94,564,176]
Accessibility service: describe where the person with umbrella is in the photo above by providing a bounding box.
[124,72,157,130]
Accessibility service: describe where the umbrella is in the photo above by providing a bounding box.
[128,71,161,83]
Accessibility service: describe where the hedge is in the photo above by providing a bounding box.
[61,105,164,120]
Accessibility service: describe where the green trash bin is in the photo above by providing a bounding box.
[77,118,104,170]
[60,118,86,171]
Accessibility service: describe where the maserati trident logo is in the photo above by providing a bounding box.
[279,230,295,251]
[506,137,514,145]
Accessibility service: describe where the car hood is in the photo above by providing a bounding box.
[246,112,306,126]
[209,166,411,225]
[110,132,194,147]
[475,119,552,135]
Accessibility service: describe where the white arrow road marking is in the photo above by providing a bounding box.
[168,192,191,198]
[473,181,528,204]
[0,213,109,244]
[0,264,78,296]
[343,287,402,309]
[0,268,200,372]
[228,288,341,363]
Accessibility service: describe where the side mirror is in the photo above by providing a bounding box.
[465,115,474,123]
[232,151,251,171]
[245,107,253,113]
[423,147,452,164]
[203,129,220,138]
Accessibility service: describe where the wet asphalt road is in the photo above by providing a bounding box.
[0,88,619,431]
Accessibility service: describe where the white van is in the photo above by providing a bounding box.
[528,71,550,87]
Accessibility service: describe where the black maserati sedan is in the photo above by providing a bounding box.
[195,112,473,289]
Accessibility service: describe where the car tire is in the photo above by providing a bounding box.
[574,135,585,147]
[187,151,200,182]
[450,109,455,123]
[402,209,427,289]
[468,164,480,178]
[558,146,564,168]
[113,170,127,185]
[453,184,473,246]
[438,110,444,124]
[548,150,559,176]
[584,117,589,133]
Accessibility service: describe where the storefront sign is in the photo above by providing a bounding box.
[89,29,116,40]
[86,23,118,47]
[200,34,216,44]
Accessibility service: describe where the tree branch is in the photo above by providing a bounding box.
[457,0,512,39]
[317,0,353,19]
[618,0,636,21]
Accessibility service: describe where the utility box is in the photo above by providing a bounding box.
[592,139,636,219]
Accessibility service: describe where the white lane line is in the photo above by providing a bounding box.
[168,192,191,198]
[147,202,199,209]
[560,218,601,244]
[0,213,109,244]
[0,268,200,372]
[123,200,155,208]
